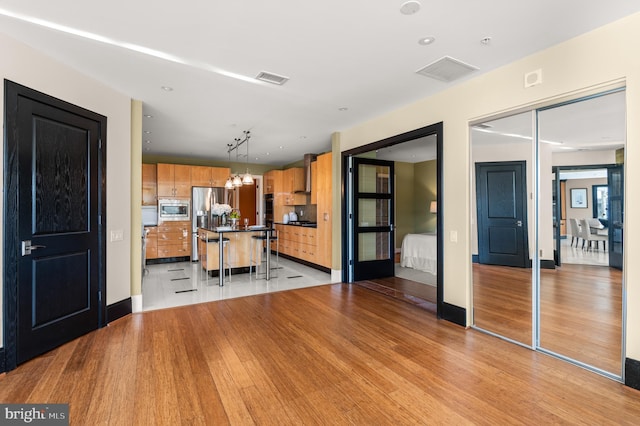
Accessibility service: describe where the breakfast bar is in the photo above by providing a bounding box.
[198,226,275,286]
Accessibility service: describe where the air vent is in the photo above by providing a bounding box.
[416,56,478,82]
[255,71,289,85]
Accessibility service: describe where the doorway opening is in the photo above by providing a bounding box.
[342,122,449,320]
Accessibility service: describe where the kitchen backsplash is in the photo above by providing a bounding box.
[294,204,317,222]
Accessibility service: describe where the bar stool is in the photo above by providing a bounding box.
[209,237,232,282]
[249,230,278,279]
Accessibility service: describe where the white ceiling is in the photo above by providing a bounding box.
[1,1,638,166]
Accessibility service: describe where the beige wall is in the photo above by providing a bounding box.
[394,162,414,249]
[0,33,133,346]
[414,160,437,234]
[338,13,640,360]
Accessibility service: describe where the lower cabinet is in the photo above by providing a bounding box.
[156,221,191,258]
[275,225,317,264]
[145,226,158,260]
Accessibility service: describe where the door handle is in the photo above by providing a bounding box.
[21,240,46,256]
[516,220,523,227]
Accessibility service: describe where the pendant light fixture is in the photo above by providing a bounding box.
[242,131,254,185]
[224,144,234,189]
[226,130,253,187]
[232,137,243,187]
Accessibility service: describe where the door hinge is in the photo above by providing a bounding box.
[349,259,353,265]
[98,290,102,303]
[99,138,102,149]
[98,215,102,225]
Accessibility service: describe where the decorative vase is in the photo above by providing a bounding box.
[212,214,227,228]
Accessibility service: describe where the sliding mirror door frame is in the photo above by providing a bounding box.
[471,85,626,382]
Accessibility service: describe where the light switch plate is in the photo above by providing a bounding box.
[110,230,124,242]
[449,230,458,243]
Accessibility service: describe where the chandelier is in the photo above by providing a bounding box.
[225,130,253,188]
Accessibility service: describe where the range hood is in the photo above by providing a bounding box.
[296,153,317,193]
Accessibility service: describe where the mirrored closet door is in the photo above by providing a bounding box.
[536,89,625,378]
[472,88,625,379]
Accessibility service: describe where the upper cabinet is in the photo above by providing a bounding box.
[264,169,283,195]
[283,167,305,193]
[142,163,157,206]
[191,165,230,187]
[157,163,191,198]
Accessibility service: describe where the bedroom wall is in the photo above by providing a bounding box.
[395,162,415,250]
[336,11,640,364]
[414,160,437,234]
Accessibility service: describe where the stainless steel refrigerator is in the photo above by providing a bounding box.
[191,186,226,261]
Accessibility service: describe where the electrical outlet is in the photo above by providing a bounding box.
[110,230,124,242]
[450,230,458,243]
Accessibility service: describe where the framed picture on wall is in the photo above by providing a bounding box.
[570,188,588,208]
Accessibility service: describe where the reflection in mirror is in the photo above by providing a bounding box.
[538,90,625,377]
[471,111,534,346]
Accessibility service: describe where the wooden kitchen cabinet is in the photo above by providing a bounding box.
[310,161,318,205]
[316,152,332,269]
[191,165,230,187]
[156,220,191,258]
[263,169,282,195]
[144,226,158,260]
[157,163,191,198]
[275,224,317,264]
[142,163,157,205]
[283,167,306,205]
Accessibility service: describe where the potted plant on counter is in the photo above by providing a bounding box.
[229,209,241,229]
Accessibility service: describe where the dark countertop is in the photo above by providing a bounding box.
[274,221,317,228]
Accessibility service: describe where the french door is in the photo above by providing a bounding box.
[351,158,395,280]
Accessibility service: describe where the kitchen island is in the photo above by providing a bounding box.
[198,226,275,286]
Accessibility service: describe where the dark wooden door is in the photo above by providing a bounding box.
[352,158,395,280]
[475,161,529,267]
[4,80,106,368]
[608,165,624,270]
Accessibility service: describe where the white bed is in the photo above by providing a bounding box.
[400,233,437,274]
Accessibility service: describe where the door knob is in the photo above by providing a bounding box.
[516,220,523,227]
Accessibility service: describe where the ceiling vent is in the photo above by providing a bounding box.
[255,71,289,85]
[416,56,478,82]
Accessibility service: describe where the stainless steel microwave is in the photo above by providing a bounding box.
[158,199,190,221]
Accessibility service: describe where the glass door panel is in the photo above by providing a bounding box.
[353,158,395,280]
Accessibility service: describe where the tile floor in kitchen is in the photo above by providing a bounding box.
[142,257,332,311]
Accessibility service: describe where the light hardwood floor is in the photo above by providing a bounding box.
[2,283,639,424]
[473,262,623,374]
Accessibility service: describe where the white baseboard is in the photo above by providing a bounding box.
[131,294,143,313]
[331,269,342,283]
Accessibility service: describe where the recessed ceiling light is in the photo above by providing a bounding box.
[481,37,492,45]
[144,130,151,134]
[279,146,284,149]
[338,107,348,111]
[161,86,173,91]
[145,140,151,144]
[400,1,421,15]
[418,36,436,46]
[144,114,153,118]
